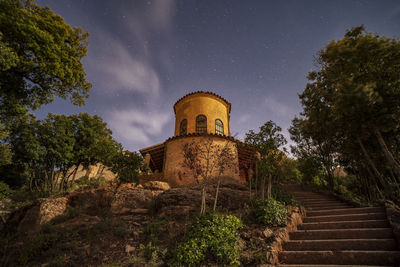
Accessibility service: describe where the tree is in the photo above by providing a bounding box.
[245,121,287,201]
[0,124,11,166]
[289,116,338,188]
[111,150,144,184]
[64,113,119,189]
[1,112,119,194]
[181,137,238,215]
[0,0,91,119]
[293,26,400,202]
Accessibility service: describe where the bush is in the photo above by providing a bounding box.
[74,176,108,189]
[272,186,300,206]
[253,198,287,226]
[0,181,12,200]
[171,212,243,266]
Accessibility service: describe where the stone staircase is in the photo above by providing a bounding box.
[278,185,400,266]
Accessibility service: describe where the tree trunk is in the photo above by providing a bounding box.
[200,186,206,215]
[356,136,388,192]
[68,165,80,189]
[374,128,400,181]
[255,161,258,197]
[213,178,221,211]
[249,174,252,201]
[267,173,272,199]
[261,175,265,202]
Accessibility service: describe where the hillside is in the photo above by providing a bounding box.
[1,180,304,266]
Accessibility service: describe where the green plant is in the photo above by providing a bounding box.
[253,198,287,226]
[170,212,243,266]
[272,186,300,206]
[144,220,166,243]
[0,181,11,200]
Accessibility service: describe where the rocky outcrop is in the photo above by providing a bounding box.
[143,181,170,191]
[17,197,68,234]
[385,200,400,249]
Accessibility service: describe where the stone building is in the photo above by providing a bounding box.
[139,91,254,186]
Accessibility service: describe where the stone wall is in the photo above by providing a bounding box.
[164,135,240,186]
[174,92,230,136]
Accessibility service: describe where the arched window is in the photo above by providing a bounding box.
[215,119,224,135]
[180,119,187,135]
[196,115,207,134]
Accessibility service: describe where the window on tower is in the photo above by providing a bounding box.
[215,119,224,135]
[180,119,187,135]
[196,115,207,134]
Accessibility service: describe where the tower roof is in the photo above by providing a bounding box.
[173,91,231,114]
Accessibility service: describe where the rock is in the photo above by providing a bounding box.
[39,197,68,224]
[18,197,68,234]
[158,205,193,219]
[125,244,135,254]
[68,187,114,210]
[143,181,170,191]
[385,201,400,246]
[110,185,153,215]
[263,228,274,239]
[59,214,101,228]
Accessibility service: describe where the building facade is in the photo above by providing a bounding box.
[139,91,254,186]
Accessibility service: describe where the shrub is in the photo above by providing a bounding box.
[253,198,287,226]
[0,181,12,200]
[272,186,300,206]
[171,212,243,266]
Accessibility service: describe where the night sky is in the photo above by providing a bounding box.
[34,0,400,152]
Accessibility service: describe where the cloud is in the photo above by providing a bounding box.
[238,114,250,123]
[87,0,176,97]
[107,108,171,145]
[89,39,160,96]
[264,96,292,117]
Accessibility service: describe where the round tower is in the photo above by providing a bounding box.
[173,92,231,136]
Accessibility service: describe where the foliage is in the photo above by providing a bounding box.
[245,121,287,199]
[0,180,11,200]
[0,0,91,117]
[74,176,108,189]
[129,241,166,266]
[272,185,300,206]
[111,150,143,184]
[252,198,287,226]
[1,112,119,194]
[291,25,400,203]
[143,220,167,243]
[0,124,11,166]
[170,212,243,266]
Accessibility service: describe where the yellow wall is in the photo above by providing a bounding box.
[164,136,240,186]
[174,93,230,136]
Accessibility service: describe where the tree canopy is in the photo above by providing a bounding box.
[245,121,287,200]
[291,26,400,203]
[0,0,91,118]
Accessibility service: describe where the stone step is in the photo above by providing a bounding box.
[279,265,392,267]
[306,205,352,211]
[304,203,346,208]
[282,239,397,251]
[307,207,385,217]
[289,228,393,240]
[295,197,338,201]
[303,213,386,223]
[298,220,390,230]
[301,201,345,205]
[278,250,400,265]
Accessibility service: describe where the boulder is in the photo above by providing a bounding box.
[385,200,400,248]
[110,184,154,215]
[18,197,68,234]
[143,181,170,191]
